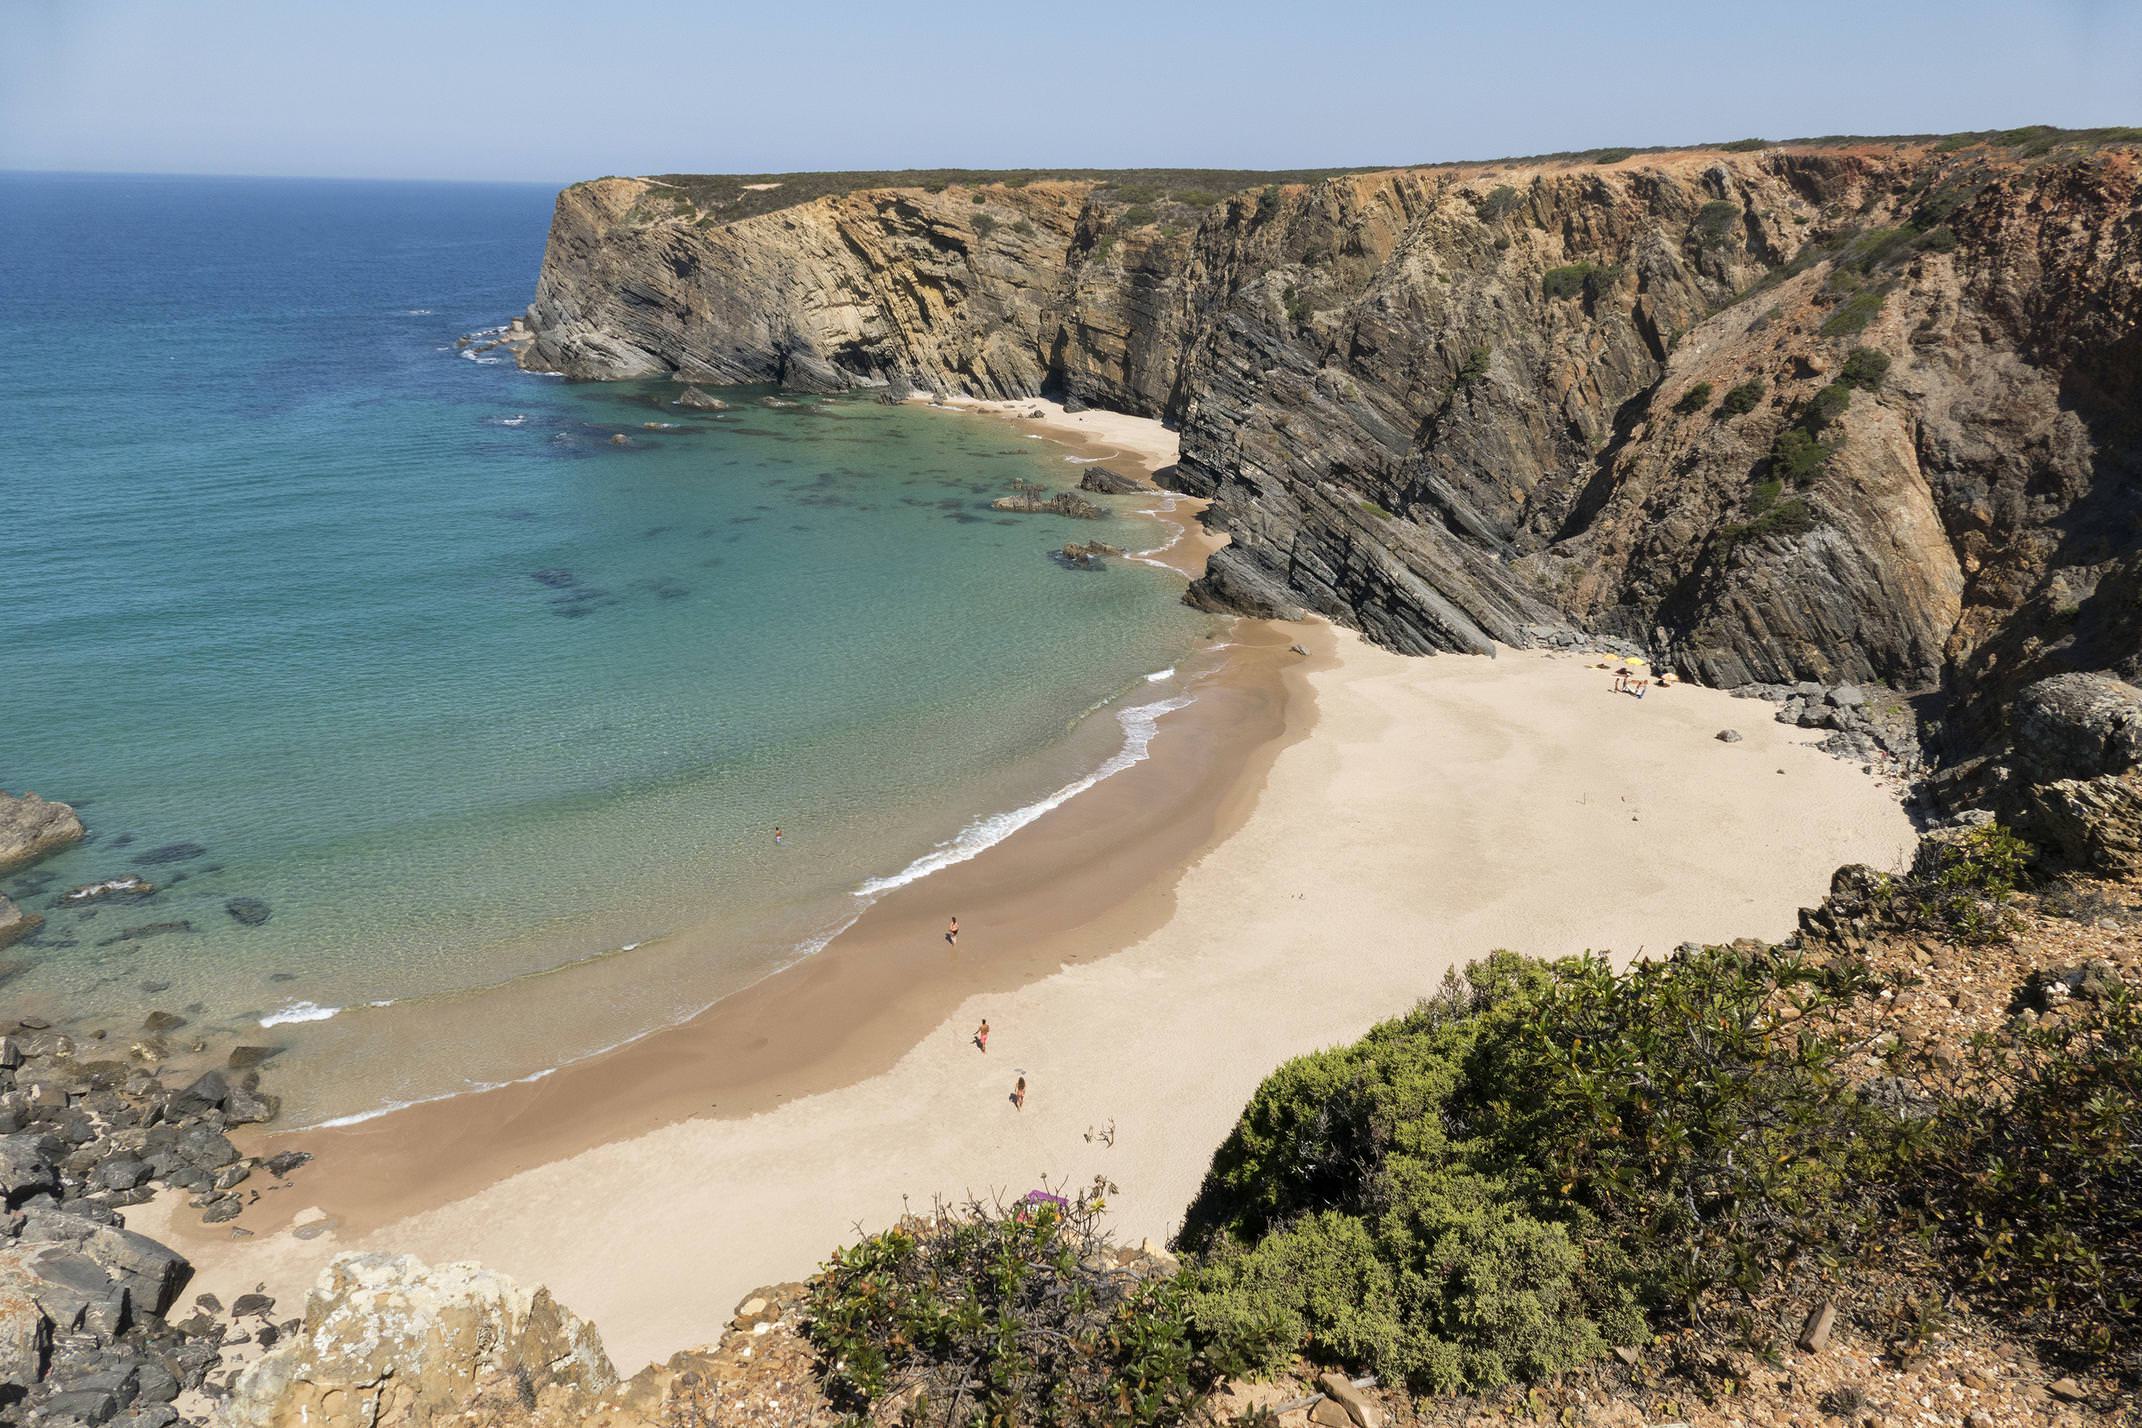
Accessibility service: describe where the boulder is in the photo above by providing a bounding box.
[1716,729,1743,743]
[2011,673,2142,785]
[1077,466,1146,495]
[0,1255,49,1390]
[2000,675,2142,872]
[0,791,84,875]
[0,895,39,951]
[16,1209,190,1317]
[165,1071,229,1119]
[0,1133,58,1206]
[224,1253,617,1428]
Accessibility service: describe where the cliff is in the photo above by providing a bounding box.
[521,133,2142,761]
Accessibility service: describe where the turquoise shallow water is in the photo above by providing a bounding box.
[0,173,1214,1123]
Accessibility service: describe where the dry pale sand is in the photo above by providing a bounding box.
[156,629,1915,1370]
[918,393,1183,474]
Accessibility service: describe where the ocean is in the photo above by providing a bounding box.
[0,171,1215,1125]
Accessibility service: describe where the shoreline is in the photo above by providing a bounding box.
[135,396,1917,1374]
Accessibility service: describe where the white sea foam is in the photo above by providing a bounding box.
[1146,667,1176,682]
[854,693,1193,897]
[403,308,436,316]
[260,1001,341,1027]
[1063,455,1107,464]
[497,414,528,427]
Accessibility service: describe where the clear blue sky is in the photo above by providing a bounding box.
[4,0,2137,184]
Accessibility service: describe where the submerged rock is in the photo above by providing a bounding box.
[0,895,40,951]
[225,897,272,927]
[131,842,207,868]
[671,385,728,410]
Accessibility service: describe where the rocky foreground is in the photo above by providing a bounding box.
[522,131,2142,772]
[1,790,314,1427]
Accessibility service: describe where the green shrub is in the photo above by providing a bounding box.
[1257,184,1283,220]
[1769,426,1835,484]
[1453,345,1491,387]
[1674,382,1713,415]
[970,192,986,205]
[1886,822,2034,943]
[1478,184,1523,221]
[1720,378,1765,415]
[1013,219,1036,238]
[1722,494,1816,546]
[1820,286,1888,337]
[1091,234,1118,264]
[1839,347,1891,390]
[1586,147,1637,165]
[1805,380,1852,429]
[1695,199,1741,247]
[973,213,998,239]
[1541,263,1594,300]
[1121,204,1157,227]
[1920,987,2141,1376]
[1718,138,1770,152]
[809,1184,1211,1426]
[1179,947,1896,1394]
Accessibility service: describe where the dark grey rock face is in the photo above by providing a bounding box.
[0,1020,306,1422]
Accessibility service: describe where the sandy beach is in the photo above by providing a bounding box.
[148,583,1916,1369]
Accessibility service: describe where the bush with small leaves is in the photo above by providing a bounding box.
[1770,426,1834,484]
[1674,382,1713,415]
[1839,347,1891,390]
[1821,286,1889,337]
[1919,982,2140,1379]
[808,1183,1212,1427]
[1695,199,1741,247]
[1720,379,1765,416]
[1478,185,1522,221]
[1179,947,1899,1395]
[1805,380,1852,429]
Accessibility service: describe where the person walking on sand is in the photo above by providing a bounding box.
[975,1019,990,1053]
[1012,1075,1026,1111]
[947,915,959,946]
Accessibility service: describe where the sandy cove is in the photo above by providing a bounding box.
[139,400,1917,1369]
[147,653,1914,1367]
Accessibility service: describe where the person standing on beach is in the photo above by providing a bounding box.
[975,1019,989,1053]
[1012,1075,1026,1111]
[773,826,783,846]
[947,915,959,946]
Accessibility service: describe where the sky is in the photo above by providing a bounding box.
[3,0,2138,184]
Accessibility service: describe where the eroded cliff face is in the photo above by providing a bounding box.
[523,142,2142,752]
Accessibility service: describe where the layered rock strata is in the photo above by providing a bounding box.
[524,140,2142,760]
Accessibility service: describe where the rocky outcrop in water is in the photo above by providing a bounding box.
[524,138,2142,764]
[0,793,84,877]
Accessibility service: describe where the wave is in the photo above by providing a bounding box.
[1146,667,1176,682]
[260,1000,341,1027]
[1062,455,1108,464]
[854,693,1194,897]
[402,308,436,317]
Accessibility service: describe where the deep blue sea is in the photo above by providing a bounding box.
[0,172,1213,1123]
